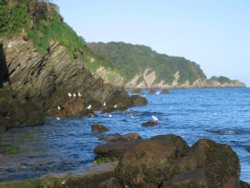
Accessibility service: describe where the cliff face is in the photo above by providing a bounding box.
[87,42,245,89]
[0,37,138,132]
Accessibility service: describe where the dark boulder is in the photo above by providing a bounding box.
[167,139,241,188]
[92,124,109,134]
[142,121,157,126]
[116,134,190,188]
[240,181,250,188]
[160,88,169,94]
[98,133,141,142]
[130,95,148,106]
[115,135,242,188]
[148,89,157,94]
[0,89,44,131]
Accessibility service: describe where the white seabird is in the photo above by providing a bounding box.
[103,102,106,106]
[77,92,82,97]
[73,93,76,97]
[57,105,61,111]
[114,104,118,109]
[68,92,72,97]
[151,115,159,122]
[87,104,92,110]
[56,117,61,121]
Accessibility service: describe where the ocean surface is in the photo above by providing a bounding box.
[0,88,249,183]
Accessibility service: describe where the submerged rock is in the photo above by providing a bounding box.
[91,124,109,134]
[142,121,157,126]
[148,89,157,94]
[160,88,169,94]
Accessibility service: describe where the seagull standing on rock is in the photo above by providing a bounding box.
[57,105,62,111]
[152,115,159,123]
[68,92,72,98]
[103,102,106,107]
[73,93,76,97]
[87,104,92,110]
[114,104,118,109]
[77,92,82,97]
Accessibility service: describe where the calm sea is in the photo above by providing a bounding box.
[0,88,249,183]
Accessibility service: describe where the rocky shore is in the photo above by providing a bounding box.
[0,134,249,188]
[0,38,147,132]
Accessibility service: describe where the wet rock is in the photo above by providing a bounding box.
[164,139,240,188]
[240,181,250,188]
[160,88,169,94]
[148,89,157,94]
[95,177,123,188]
[92,124,109,134]
[94,141,138,165]
[245,146,250,153]
[98,133,141,142]
[115,135,242,188]
[130,95,148,106]
[142,121,157,126]
[116,134,190,187]
[0,89,45,130]
[0,162,118,188]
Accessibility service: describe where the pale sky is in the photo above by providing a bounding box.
[56,0,250,86]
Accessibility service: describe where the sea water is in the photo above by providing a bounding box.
[0,88,249,183]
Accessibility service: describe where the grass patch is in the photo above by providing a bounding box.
[3,146,19,154]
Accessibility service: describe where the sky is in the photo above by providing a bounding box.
[55,0,250,86]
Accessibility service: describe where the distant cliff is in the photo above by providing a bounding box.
[87,42,246,88]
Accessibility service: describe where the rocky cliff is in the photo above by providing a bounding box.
[0,1,146,132]
[88,42,246,88]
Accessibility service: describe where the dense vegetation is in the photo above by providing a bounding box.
[0,0,30,36]
[88,42,207,84]
[0,0,112,72]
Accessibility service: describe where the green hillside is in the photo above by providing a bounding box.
[0,0,113,73]
[87,42,207,84]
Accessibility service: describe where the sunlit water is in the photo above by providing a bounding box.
[0,88,249,183]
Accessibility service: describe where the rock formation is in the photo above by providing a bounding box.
[0,38,146,131]
[1,134,249,187]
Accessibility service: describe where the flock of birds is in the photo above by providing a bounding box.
[55,92,159,123]
[56,92,118,112]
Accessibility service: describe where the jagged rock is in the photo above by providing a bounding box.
[160,88,169,94]
[0,38,147,131]
[98,133,141,142]
[116,135,190,187]
[115,135,242,188]
[166,139,240,188]
[142,121,157,126]
[94,141,138,165]
[92,124,109,134]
